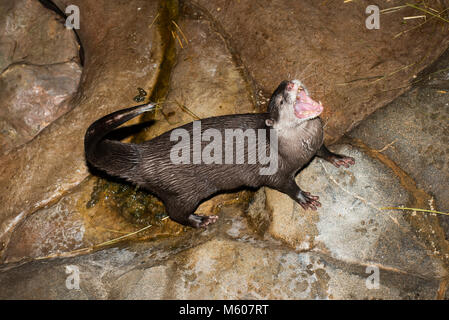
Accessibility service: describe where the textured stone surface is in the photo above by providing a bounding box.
[0,0,79,72]
[349,48,449,239]
[257,145,445,279]
[0,62,81,153]
[0,0,82,154]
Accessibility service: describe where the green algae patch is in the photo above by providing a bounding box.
[87,178,167,226]
[79,177,186,247]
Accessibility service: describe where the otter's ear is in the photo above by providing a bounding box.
[265,119,275,127]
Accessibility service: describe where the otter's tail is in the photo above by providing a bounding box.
[84,103,156,181]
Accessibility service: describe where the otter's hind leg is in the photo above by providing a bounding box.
[187,214,219,228]
[165,200,218,228]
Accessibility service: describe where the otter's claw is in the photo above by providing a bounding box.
[330,155,355,168]
[297,191,321,211]
[187,214,219,228]
[199,215,219,228]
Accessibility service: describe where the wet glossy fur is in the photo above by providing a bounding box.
[84,81,354,228]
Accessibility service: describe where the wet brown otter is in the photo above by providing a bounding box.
[84,80,355,228]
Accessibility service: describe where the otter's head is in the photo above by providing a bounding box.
[266,79,323,127]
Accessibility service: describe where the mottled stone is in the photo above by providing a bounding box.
[0,205,443,299]
[0,62,81,153]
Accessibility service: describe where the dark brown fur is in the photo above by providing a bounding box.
[84,81,355,228]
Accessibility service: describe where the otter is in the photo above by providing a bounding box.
[84,80,355,228]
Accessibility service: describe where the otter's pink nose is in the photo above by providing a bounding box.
[287,82,295,91]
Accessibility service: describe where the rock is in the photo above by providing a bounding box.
[0,204,443,299]
[191,0,449,142]
[139,4,256,138]
[0,0,79,72]
[251,144,446,279]
[0,0,164,253]
[0,62,81,153]
[349,47,449,238]
[0,0,82,152]
[2,177,185,263]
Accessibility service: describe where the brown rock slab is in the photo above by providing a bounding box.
[191,0,449,142]
[0,0,79,72]
[143,12,256,137]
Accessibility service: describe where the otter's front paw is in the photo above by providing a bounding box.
[329,155,355,168]
[296,191,321,211]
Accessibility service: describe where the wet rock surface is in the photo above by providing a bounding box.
[0,0,448,299]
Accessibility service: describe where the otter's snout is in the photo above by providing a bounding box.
[287,80,308,93]
[286,81,296,91]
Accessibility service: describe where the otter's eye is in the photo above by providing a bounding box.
[280,101,283,105]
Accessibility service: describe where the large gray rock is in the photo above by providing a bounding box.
[253,144,446,279]
[0,204,442,299]
[349,48,449,237]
